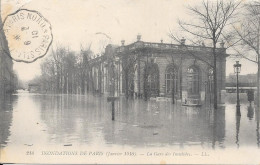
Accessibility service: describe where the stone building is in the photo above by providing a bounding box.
[0,12,17,96]
[89,35,228,105]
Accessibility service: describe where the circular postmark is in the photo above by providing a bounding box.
[3,9,53,63]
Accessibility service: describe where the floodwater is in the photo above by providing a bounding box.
[0,90,259,150]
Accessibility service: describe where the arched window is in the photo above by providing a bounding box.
[144,63,159,97]
[187,66,200,96]
[148,64,159,95]
[165,65,178,95]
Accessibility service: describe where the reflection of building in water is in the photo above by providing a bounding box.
[213,107,226,147]
[89,35,228,105]
[247,105,254,120]
[38,94,106,145]
[102,101,225,148]
[0,7,17,96]
[0,95,17,147]
[235,115,241,148]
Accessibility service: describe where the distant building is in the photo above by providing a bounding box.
[89,35,228,105]
[225,74,257,93]
[226,74,257,87]
[28,84,41,93]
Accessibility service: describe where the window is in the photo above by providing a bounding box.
[144,63,159,96]
[187,66,199,96]
[165,66,178,95]
[147,65,159,95]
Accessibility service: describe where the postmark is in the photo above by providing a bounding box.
[3,9,53,63]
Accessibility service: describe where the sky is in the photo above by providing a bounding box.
[1,0,258,81]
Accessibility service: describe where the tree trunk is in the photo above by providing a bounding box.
[172,77,175,104]
[56,76,58,93]
[125,74,129,99]
[81,75,85,94]
[143,70,148,101]
[98,65,102,96]
[180,56,183,101]
[213,41,218,109]
[90,68,95,95]
[86,71,89,92]
[257,53,260,109]
[256,27,260,109]
[60,66,63,94]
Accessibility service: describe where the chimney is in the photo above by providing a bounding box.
[137,34,141,41]
[121,40,125,46]
[161,39,163,43]
[181,37,186,45]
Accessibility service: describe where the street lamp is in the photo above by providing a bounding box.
[234,61,242,116]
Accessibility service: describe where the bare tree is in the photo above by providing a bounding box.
[230,1,260,108]
[79,44,93,94]
[170,0,241,109]
[121,52,138,99]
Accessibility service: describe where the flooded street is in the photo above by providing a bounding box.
[0,91,260,150]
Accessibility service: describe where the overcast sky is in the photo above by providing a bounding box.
[1,0,258,81]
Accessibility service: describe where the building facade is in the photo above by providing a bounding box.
[0,12,17,96]
[89,35,228,105]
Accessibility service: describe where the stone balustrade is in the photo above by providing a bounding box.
[116,41,225,54]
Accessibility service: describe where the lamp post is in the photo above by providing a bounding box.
[234,61,242,116]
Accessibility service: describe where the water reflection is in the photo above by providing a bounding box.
[256,108,260,148]
[247,105,254,120]
[38,94,108,145]
[0,92,260,149]
[211,107,225,149]
[236,115,241,148]
[0,94,17,147]
[102,101,225,149]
